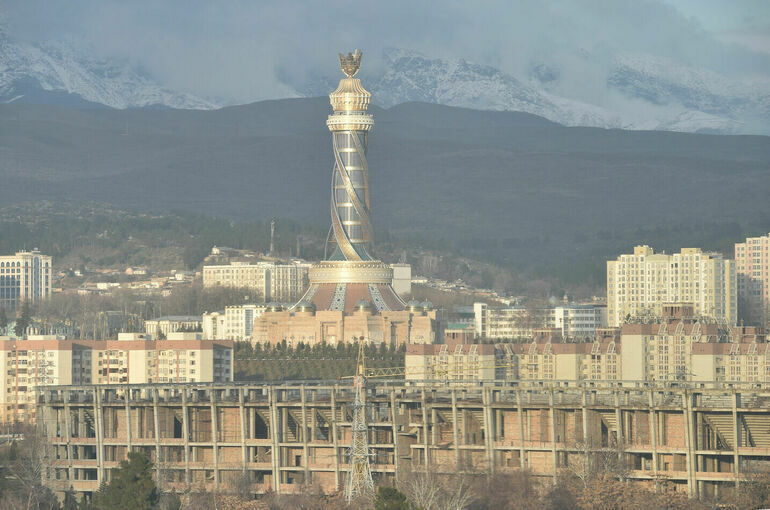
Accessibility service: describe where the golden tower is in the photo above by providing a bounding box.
[295,50,406,315]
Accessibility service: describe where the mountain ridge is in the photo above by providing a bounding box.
[1,98,768,276]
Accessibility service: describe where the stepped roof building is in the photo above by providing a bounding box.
[251,51,436,346]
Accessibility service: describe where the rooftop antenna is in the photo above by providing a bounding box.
[269,218,276,256]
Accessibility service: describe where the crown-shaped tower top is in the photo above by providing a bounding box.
[329,49,371,113]
[339,49,362,78]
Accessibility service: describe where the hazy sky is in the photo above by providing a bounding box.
[3,0,769,103]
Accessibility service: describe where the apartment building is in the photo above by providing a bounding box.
[473,302,532,339]
[547,304,607,339]
[408,306,765,385]
[735,233,770,327]
[607,245,736,327]
[405,342,498,381]
[202,261,310,302]
[0,250,52,310]
[202,304,267,341]
[474,302,606,340]
[404,328,621,383]
[0,333,233,423]
[144,316,202,337]
[621,308,765,384]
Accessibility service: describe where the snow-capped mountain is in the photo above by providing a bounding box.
[607,53,770,133]
[2,25,768,135]
[0,30,217,110]
[369,48,625,129]
[295,48,768,134]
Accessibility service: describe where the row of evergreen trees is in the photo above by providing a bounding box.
[234,341,405,381]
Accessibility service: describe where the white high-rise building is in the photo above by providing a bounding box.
[735,233,770,327]
[607,245,736,327]
[548,305,606,339]
[203,304,267,341]
[0,250,52,311]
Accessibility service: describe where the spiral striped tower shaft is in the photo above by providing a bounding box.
[326,49,375,261]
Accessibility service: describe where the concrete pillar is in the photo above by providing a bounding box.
[683,390,696,497]
[94,388,105,485]
[549,390,557,483]
[390,388,400,476]
[301,386,310,484]
[451,390,460,469]
[732,392,740,487]
[648,391,658,485]
[483,388,494,473]
[239,388,248,473]
[210,391,219,489]
[269,387,281,492]
[124,397,132,454]
[331,388,340,490]
[516,390,526,469]
[182,389,190,489]
[614,390,623,461]
[421,389,430,469]
[582,390,590,475]
[64,390,75,484]
[153,389,161,484]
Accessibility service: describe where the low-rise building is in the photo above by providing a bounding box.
[144,316,202,337]
[390,263,412,296]
[252,301,438,347]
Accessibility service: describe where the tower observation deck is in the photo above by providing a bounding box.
[297,50,406,314]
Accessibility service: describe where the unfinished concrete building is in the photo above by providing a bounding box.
[36,381,770,501]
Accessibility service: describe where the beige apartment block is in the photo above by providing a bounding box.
[202,261,310,302]
[0,250,52,311]
[735,233,770,327]
[607,245,736,327]
[0,333,233,424]
[405,329,622,383]
[405,343,498,381]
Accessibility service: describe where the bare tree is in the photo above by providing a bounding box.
[399,469,475,510]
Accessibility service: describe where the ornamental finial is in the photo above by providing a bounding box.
[338,49,362,78]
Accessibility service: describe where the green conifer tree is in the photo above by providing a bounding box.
[13,300,31,338]
[374,486,411,510]
[93,452,159,510]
